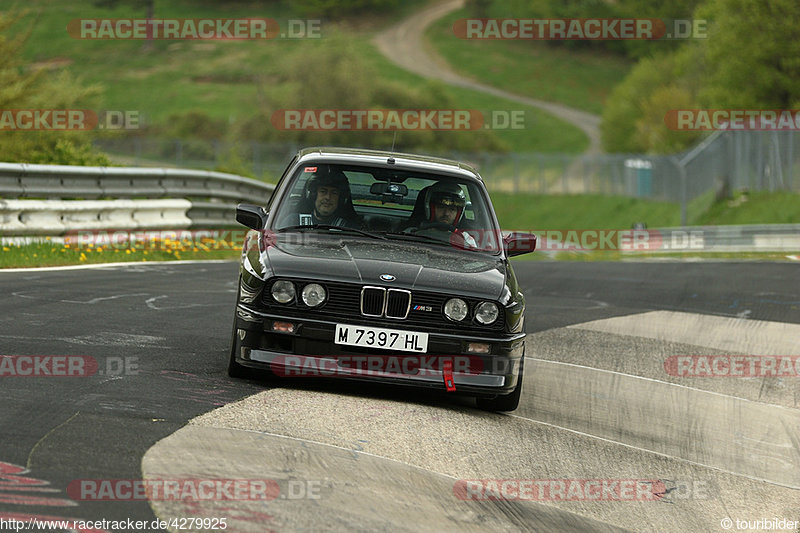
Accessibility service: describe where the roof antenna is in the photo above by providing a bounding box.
[388,130,397,165]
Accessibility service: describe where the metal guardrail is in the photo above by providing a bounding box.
[0,199,192,236]
[527,224,800,254]
[0,162,274,201]
[663,223,800,252]
[0,162,275,236]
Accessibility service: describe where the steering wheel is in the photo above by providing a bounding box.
[417,221,456,232]
[412,221,476,249]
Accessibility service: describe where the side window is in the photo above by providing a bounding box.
[462,187,475,221]
[272,166,319,229]
[464,183,491,229]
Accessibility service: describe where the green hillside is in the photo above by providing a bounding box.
[13,0,589,161]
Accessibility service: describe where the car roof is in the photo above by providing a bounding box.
[295,146,483,182]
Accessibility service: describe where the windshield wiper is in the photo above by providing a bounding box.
[275,224,386,240]
[382,231,450,246]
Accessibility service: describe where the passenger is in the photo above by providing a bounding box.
[288,168,362,229]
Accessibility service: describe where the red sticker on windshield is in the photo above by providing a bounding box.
[304,166,317,172]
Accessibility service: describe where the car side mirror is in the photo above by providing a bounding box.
[236,204,268,230]
[503,232,536,257]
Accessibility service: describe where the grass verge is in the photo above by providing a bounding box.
[0,238,239,268]
[491,192,680,229]
[2,240,794,269]
[492,190,800,230]
[696,191,800,225]
[3,191,798,268]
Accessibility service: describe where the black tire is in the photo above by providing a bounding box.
[476,361,524,412]
[227,278,252,379]
[227,319,252,379]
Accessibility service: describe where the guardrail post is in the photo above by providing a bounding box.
[670,156,688,226]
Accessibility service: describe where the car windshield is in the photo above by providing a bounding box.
[272,162,502,253]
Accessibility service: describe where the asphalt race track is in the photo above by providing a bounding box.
[1,260,798,532]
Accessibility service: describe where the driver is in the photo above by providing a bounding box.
[417,181,477,247]
[293,168,362,228]
[426,181,467,227]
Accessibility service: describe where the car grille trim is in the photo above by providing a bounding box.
[359,287,412,319]
[385,289,411,319]
[360,286,386,317]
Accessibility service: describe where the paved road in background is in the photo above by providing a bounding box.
[373,0,603,153]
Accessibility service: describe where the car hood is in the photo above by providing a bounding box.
[264,234,507,300]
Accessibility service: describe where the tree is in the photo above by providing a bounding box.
[0,11,110,165]
[0,11,41,109]
[697,0,800,108]
[601,0,800,152]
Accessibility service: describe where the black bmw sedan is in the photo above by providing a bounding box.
[229,147,535,411]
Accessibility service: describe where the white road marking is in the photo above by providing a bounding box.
[145,295,214,310]
[12,291,150,304]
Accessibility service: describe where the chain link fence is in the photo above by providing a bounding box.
[95,131,800,224]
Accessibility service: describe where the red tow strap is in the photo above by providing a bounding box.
[443,360,456,392]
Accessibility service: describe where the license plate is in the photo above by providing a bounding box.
[335,324,428,353]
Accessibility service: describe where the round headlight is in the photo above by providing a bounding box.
[301,283,327,307]
[444,298,468,322]
[475,301,499,325]
[271,280,295,304]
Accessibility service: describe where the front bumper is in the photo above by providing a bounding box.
[234,305,525,397]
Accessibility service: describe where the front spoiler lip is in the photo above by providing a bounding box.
[236,352,513,398]
[247,348,506,387]
[236,348,517,397]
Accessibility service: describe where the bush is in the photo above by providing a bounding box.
[231,33,507,154]
[0,11,111,165]
[26,138,112,166]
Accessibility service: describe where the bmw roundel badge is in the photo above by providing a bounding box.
[380,274,396,282]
